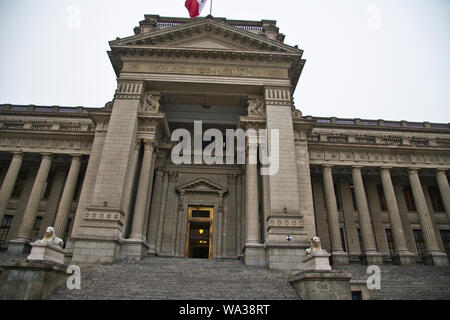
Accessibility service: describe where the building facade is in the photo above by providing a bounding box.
[0,15,449,270]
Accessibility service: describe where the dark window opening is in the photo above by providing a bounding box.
[413,229,425,256]
[377,185,387,211]
[428,186,445,212]
[385,229,394,255]
[11,170,27,199]
[31,217,43,242]
[403,186,417,212]
[0,215,13,243]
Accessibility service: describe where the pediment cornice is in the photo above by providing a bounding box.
[110,18,302,55]
[177,178,227,194]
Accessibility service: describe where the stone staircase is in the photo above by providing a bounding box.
[334,263,450,300]
[48,257,300,300]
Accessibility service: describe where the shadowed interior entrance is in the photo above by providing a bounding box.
[185,206,214,259]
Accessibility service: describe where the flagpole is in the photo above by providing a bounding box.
[210,0,213,16]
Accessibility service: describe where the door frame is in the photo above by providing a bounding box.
[185,206,215,259]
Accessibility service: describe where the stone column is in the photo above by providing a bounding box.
[352,166,383,265]
[408,168,448,266]
[122,141,156,259]
[380,167,415,265]
[322,165,348,265]
[245,142,260,246]
[436,169,450,223]
[129,141,155,241]
[15,153,53,242]
[0,152,23,225]
[243,130,264,266]
[53,155,82,238]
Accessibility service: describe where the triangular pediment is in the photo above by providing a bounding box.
[110,18,301,54]
[178,38,235,50]
[178,178,227,194]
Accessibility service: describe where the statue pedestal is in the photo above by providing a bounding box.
[27,242,65,265]
[289,248,353,300]
[303,250,332,271]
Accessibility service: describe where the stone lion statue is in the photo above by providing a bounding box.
[305,236,322,256]
[35,227,64,248]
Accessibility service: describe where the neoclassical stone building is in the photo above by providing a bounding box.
[0,15,449,270]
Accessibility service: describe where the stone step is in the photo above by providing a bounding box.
[49,257,300,300]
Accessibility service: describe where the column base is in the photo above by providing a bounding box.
[360,251,384,265]
[71,238,122,264]
[391,251,416,266]
[120,238,150,262]
[289,270,353,300]
[423,251,449,266]
[331,251,349,265]
[243,243,266,267]
[265,242,309,271]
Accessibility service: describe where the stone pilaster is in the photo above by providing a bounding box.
[0,152,23,225]
[408,168,448,266]
[380,167,415,265]
[352,166,383,265]
[263,87,306,271]
[53,155,82,238]
[14,153,53,243]
[436,169,450,224]
[322,165,348,265]
[71,80,144,264]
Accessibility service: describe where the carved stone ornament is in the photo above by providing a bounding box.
[144,94,161,113]
[247,98,265,117]
[292,108,303,119]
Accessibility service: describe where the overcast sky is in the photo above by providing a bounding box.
[0,0,449,123]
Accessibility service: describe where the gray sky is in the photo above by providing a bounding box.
[0,0,449,123]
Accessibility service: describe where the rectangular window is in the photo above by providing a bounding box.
[42,172,55,200]
[413,229,425,256]
[357,228,363,251]
[350,187,357,211]
[334,183,341,211]
[63,218,73,248]
[0,215,13,243]
[340,228,347,252]
[403,186,417,212]
[11,170,27,199]
[385,229,394,255]
[428,186,445,212]
[72,173,82,201]
[377,185,387,211]
[440,230,450,255]
[31,217,43,242]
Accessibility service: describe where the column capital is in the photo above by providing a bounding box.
[322,164,334,169]
[436,168,448,173]
[143,139,157,151]
[408,166,421,173]
[352,165,364,170]
[41,153,53,159]
[380,166,392,170]
[12,151,24,156]
[69,153,82,159]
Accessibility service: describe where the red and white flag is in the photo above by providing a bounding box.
[185,0,208,18]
